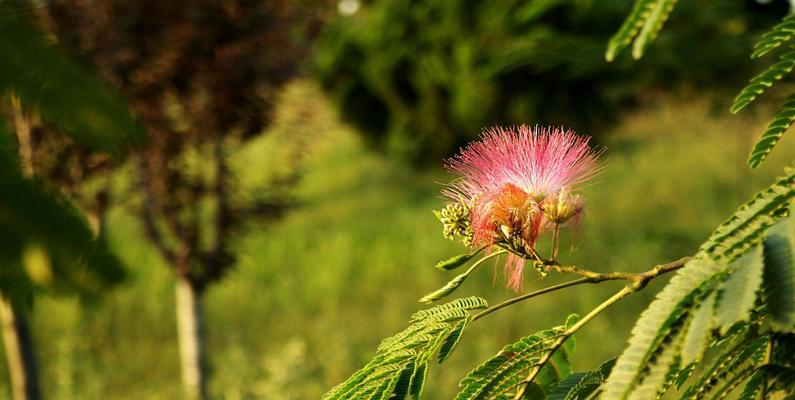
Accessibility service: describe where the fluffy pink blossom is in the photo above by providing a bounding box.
[444,125,601,291]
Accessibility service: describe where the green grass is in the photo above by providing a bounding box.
[2,95,794,399]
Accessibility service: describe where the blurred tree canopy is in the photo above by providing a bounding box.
[315,0,789,164]
[40,0,328,290]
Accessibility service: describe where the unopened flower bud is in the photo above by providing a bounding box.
[434,202,474,245]
[543,188,585,225]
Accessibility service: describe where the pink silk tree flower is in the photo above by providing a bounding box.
[442,125,602,291]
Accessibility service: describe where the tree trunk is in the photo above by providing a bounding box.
[0,298,40,400]
[2,97,40,400]
[175,276,205,400]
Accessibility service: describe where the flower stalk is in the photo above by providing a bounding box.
[550,224,561,260]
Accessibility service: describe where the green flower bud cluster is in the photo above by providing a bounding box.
[434,203,474,246]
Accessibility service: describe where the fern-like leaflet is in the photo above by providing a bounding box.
[762,217,795,332]
[546,358,615,400]
[747,93,795,169]
[680,333,768,399]
[605,0,678,61]
[733,15,795,168]
[752,15,795,59]
[610,5,795,168]
[731,48,795,115]
[698,166,795,262]
[454,314,580,400]
[601,167,795,400]
[322,297,487,400]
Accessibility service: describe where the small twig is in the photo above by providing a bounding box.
[472,277,592,322]
[471,257,691,323]
[508,257,691,399]
[543,256,691,287]
[10,95,33,177]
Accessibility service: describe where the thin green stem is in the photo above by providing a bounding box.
[543,257,692,285]
[456,250,508,283]
[551,224,560,260]
[512,286,635,400]
[470,249,508,271]
[420,249,508,303]
[471,277,593,322]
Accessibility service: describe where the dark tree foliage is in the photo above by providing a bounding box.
[30,2,331,397]
[40,0,330,291]
[315,0,787,164]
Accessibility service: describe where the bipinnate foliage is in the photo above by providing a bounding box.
[547,359,615,400]
[602,5,795,397]
[453,314,579,400]
[0,3,143,306]
[322,297,488,400]
[605,0,678,61]
[601,167,795,399]
[732,15,795,168]
[609,1,795,168]
[763,219,795,331]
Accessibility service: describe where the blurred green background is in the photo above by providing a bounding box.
[2,0,795,399]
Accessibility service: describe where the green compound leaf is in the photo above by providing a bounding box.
[737,369,766,400]
[762,219,795,332]
[409,362,428,399]
[738,14,795,168]
[600,257,723,400]
[731,48,795,115]
[411,296,488,322]
[322,297,486,400]
[631,0,678,60]
[748,94,795,169]
[680,291,716,366]
[438,317,469,363]
[606,0,679,61]
[436,253,478,271]
[715,246,764,335]
[752,15,795,59]
[680,335,768,400]
[419,269,474,304]
[699,166,795,262]
[454,314,578,400]
[547,358,615,400]
[602,168,795,399]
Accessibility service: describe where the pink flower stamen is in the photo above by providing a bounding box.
[442,125,602,291]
